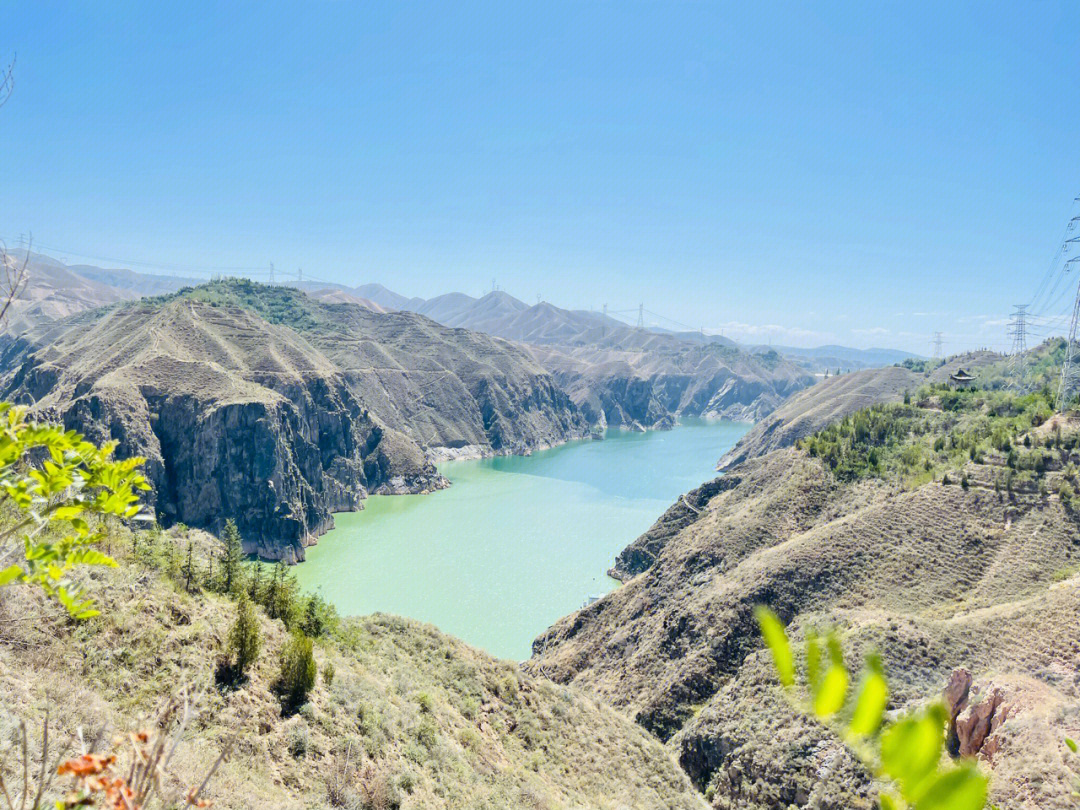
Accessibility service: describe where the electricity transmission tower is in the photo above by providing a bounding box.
[1006,304,1028,388]
[932,332,944,360]
[1057,275,1080,410]
[636,303,644,328]
[268,262,276,286]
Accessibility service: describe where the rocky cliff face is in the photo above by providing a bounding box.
[532,422,1080,809]
[0,282,589,560]
[529,343,812,430]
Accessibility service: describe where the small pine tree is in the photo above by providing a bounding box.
[182,541,196,593]
[220,519,245,595]
[322,661,335,687]
[301,594,326,638]
[262,562,281,616]
[277,631,317,712]
[166,539,182,579]
[228,592,262,676]
[249,561,264,602]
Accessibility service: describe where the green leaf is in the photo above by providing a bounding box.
[52,504,86,520]
[880,705,947,803]
[1066,737,1078,753]
[755,606,794,687]
[0,564,23,586]
[914,766,987,810]
[879,794,900,810]
[849,655,889,738]
[65,548,117,568]
[826,630,845,667]
[813,663,849,718]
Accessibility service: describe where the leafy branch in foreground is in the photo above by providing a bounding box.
[756,607,988,810]
[0,403,150,618]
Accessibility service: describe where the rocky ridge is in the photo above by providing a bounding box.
[0,281,589,560]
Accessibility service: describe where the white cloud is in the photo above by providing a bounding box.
[851,327,890,336]
[710,321,837,347]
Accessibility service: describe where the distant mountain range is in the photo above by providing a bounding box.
[749,343,921,370]
[2,253,921,370]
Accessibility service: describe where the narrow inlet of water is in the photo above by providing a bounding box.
[294,418,750,659]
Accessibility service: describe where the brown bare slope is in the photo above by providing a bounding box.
[0,281,588,560]
[344,284,814,427]
[0,252,138,334]
[533,429,1080,809]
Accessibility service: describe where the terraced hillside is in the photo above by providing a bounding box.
[0,280,588,560]
[533,386,1080,808]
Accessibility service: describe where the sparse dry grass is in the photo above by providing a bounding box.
[0,524,705,810]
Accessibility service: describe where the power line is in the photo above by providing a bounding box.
[10,239,269,276]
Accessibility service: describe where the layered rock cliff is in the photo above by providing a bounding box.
[528,343,812,429]
[0,281,589,560]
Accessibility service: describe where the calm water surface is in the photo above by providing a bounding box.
[295,419,749,659]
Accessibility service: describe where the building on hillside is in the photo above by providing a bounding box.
[948,368,976,388]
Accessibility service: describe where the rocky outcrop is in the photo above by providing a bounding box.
[609,475,741,580]
[0,282,589,560]
[943,668,1011,760]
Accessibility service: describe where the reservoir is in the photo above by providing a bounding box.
[295,418,749,659]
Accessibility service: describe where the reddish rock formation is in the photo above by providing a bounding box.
[942,668,1011,760]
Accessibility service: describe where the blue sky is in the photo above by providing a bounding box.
[2,1,1079,353]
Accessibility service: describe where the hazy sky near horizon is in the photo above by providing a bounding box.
[2,1,1080,353]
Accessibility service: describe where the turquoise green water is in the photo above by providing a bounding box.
[294,419,750,659]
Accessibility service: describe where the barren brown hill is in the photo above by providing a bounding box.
[0,280,588,560]
[533,404,1080,808]
[338,284,814,427]
[0,252,138,334]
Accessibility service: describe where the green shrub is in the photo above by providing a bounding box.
[287,724,309,758]
[415,692,434,714]
[277,631,317,713]
[228,592,262,676]
[1059,481,1075,511]
[300,592,338,637]
[219,518,245,594]
[322,661,335,687]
